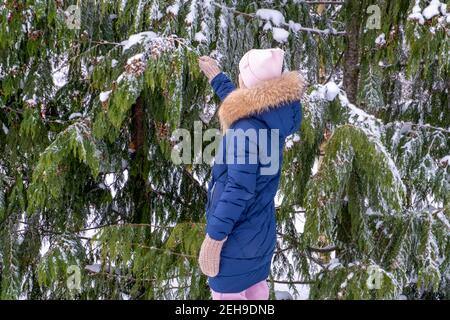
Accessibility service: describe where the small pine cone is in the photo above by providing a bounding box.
[155,121,170,143]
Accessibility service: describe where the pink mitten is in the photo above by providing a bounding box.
[198,234,227,277]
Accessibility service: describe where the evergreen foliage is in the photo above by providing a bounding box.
[0,0,448,299]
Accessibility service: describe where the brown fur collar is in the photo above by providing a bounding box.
[218,71,306,131]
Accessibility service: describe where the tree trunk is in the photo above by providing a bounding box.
[129,95,150,224]
[343,0,363,104]
[130,96,145,154]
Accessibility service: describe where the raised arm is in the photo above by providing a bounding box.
[198,56,236,101]
[210,72,236,101]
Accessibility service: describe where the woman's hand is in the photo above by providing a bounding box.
[198,56,221,82]
[198,234,227,277]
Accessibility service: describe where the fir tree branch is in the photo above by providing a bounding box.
[86,268,193,291]
[323,50,345,84]
[272,279,315,285]
[432,209,450,232]
[127,243,197,259]
[212,2,346,36]
[306,250,326,268]
[275,246,294,254]
[275,205,305,213]
[307,245,337,253]
[182,167,207,196]
[1,106,24,114]
[212,2,255,18]
[300,1,345,4]
[409,123,450,135]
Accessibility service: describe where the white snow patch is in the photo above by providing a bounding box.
[408,1,426,25]
[49,55,70,88]
[439,155,450,163]
[408,12,425,25]
[323,82,340,101]
[327,258,342,270]
[120,31,157,52]
[167,0,181,16]
[256,8,285,26]
[68,112,83,120]
[2,122,9,135]
[194,32,207,43]
[285,133,301,149]
[272,27,290,43]
[422,0,441,20]
[52,70,69,87]
[85,264,102,273]
[127,53,144,64]
[438,155,450,167]
[116,74,125,84]
[288,20,302,32]
[440,3,447,15]
[375,33,386,46]
[100,90,112,102]
[185,0,197,24]
[24,98,37,107]
[150,1,163,20]
[263,21,272,31]
[412,2,422,14]
[219,14,228,29]
[375,220,384,230]
[339,94,383,139]
[275,290,293,300]
[436,210,450,230]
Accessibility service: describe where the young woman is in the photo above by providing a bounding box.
[197,48,306,300]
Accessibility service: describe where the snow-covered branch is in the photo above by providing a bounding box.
[299,1,345,4]
[212,2,346,37]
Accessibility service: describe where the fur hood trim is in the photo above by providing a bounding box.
[218,71,306,131]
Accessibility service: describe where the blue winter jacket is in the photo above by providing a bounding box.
[205,71,304,293]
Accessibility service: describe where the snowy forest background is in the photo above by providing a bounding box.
[0,0,449,300]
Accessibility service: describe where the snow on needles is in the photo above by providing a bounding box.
[323,82,340,101]
[120,31,157,52]
[127,53,144,65]
[338,94,406,196]
[408,0,448,24]
[375,33,386,46]
[339,94,383,140]
[423,0,443,20]
[99,90,112,103]
[166,0,181,16]
[68,112,83,120]
[256,8,291,43]
[272,27,290,43]
[256,9,285,26]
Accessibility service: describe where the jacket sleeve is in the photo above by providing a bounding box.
[206,120,258,241]
[210,72,236,101]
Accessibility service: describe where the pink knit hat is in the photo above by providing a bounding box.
[238,48,285,88]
